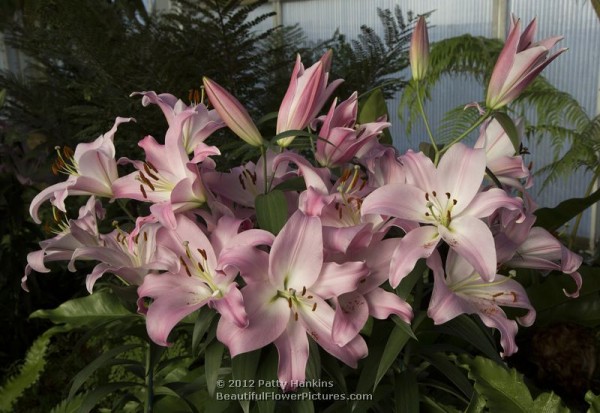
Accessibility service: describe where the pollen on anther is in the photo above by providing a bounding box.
[287,297,292,308]
[452,199,457,205]
[140,184,148,199]
[446,192,451,199]
[425,193,429,201]
[302,286,306,296]
[198,249,208,260]
[307,295,313,299]
[294,312,298,321]
[432,191,437,197]
[312,303,317,311]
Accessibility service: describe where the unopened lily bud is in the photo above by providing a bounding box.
[202,77,264,147]
[410,16,430,81]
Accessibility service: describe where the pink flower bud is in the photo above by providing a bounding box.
[410,16,430,81]
[203,77,264,147]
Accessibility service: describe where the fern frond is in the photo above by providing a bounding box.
[0,329,54,412]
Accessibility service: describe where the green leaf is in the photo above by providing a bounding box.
[232,350,261,413]
[374,314,425,390]
[192,310,216,356]
[591,0,600,22]
[465,392,486,413]
[79,382,141,413]
[256,348,278,413]
[358,88,392,144]
[534,187,600,232]
[585,390,600,413]
[205,341,225,397]
[30,291,136,329]
[68,343,142,399]
[395,369,419,413]
[49,394,85,413]
[255,189,288,235]
[436,315,501,362]
[423,353,473,399]
[527,266,600,326]
[272,176,306,192]
[397,259,427,300]
[532,392,569,413]
[461,356,532,413]
[493,112,520,152]
[291,389,315,413]
[0,328,56,412]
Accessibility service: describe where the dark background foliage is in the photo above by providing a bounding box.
[0,0,413,407]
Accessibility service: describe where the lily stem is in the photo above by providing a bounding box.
[117,199,136,222]
[260,145,269,194]
[415,81,440,163]
[439,111,491,158]
[144,343,154,413]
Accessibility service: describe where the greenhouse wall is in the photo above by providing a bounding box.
[263,0,600,242]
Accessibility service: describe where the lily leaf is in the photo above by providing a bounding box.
[534,187,600,232]
[358,88,392,145]
[255,189,288,235]
[30,290,136,329]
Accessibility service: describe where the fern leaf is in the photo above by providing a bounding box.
[0,329,56,412]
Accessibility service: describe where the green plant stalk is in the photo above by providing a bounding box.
[569,166,600,249]
[260,145,269,194]
[144,344,154,413]
[439,111,491,157]
[117,199,136,222]
[415,81,440,163]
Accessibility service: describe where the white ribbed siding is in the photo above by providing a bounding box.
[274,0,599,240]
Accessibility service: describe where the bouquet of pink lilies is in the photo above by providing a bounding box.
[24,15,580,393]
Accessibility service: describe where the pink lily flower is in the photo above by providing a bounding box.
[23,196,104,291]
[315,92,391,168]
[112,112,217,228]
[361,143,524,287]
[132,91,225,157]
[70,221,179,293]
[204,149,290,208]
[410,16,430,81]
[427,251,535,357]
[486,16,566,110]
[216,211,368,391]
[475,118,531,189]
[332,239,413,346]
[504,226,583,298]
[30,117,133,224]
[203,77,264,147]
[276,51,343,147]
[138,215,274,346]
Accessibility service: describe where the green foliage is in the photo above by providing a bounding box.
[333,7,414,100]
[460,356,569,413]
[399,31,600,188]
[255,189,288,235]
[0,329,54,412]
[534,186,600,233]
[30,290,138,329]
[358,88,393,144]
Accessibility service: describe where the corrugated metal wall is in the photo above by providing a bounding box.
[270,0,599,240]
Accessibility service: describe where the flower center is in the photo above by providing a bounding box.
[278,286,318,321]
[178,241,221,295]
[336,166,367,225]
[424,191,458,228]
[136,161,175,199]
[51,146,78,176]
[237,167,259,196]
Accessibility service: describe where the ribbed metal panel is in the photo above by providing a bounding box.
[278,0,599,238]
[509,0,600,238]
[280,0,493,153]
